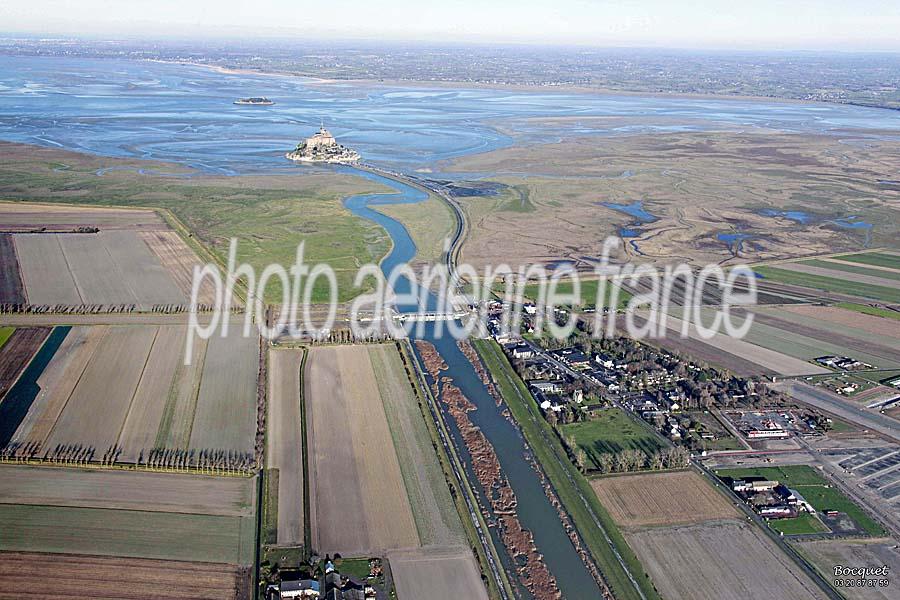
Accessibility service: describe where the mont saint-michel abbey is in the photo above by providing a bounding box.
[286,125,360,164]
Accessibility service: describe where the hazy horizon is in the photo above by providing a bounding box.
[3,0,900,52]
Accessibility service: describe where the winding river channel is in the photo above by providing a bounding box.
[341,168,600,599]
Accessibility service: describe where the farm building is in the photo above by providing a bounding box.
[280,579,321,598]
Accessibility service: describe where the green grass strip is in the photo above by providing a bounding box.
[835,302,900,321]
[0,327,13,351]
[754,266,900,304]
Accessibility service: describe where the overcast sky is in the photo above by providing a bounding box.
[3,0,900,51]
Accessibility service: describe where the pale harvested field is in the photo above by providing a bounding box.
[10,326,102,445]
[369,344,464,547]
[45,326,157,451]
[653,314,830,376]
[591,471,739,528]
[306,345,419,555]
[775,263,900,290]
[0,202,165,230]
[140,230,217,305]
[776,305,900,340]
[796,539,900,600]
[0,313,215,326]
[267,348,304,545]
[0,551,250,600]
[13,234,82,304]
[626,520,827,600]
[189,330,258,453]
[0,465,254,517]
[157,336,207,449]
[388,547,489,600]
[117,326,187,462]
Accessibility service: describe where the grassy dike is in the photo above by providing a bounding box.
[473,339,661,600]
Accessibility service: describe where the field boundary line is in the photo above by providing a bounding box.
[41,326,107,445]
[113,325,160,452]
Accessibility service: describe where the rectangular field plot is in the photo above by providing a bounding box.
[0,203,211,308]
[591,470,739,528]
[0,465,255,518]
[626,520,827,600]
[0,504,254,564]
[0,552,251,600]
[306,345,419,555]
[388,547,489,600]
[266,348,305,545]
[45,325,157,451]
[189,330,259,454]
[5,324,258,463]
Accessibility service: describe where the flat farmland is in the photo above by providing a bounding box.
[652,313,829,376]
[388,547,489,600]
[591,470,739,528]
[0,234,24,304]
[266,348,305,545]
[369,343,464,547]
[777,304,900,339]
[0,326,49,398]
[737,309,900,369]
[7,324,257,461]
[305,345,419,555]
[753,266,900,304]
[10,326,105,446]
[626,520,827,600]
[14,231,186,307]
[189,329,259,454]
[0,552,250,600]
[0,465,254,518]
[0,202,212,308]
[0,504,254,564]
[796,539,900,600]
[45,325,157,452]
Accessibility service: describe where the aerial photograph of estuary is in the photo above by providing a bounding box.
[0,2,899,600]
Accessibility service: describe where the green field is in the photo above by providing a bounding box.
[835,251,900,270]
[522,278,633,310]
[0,327,13,350]
[560,409,663,470]
[768,513,829,535]
[0,147,416,302]
[800,259,900,282]
[835,302,900,321]
[716,465,885,536]
[753,266,900,304]
[474,339,661,600]
[0,504,256,564]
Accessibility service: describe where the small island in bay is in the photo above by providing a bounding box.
[233,97,274,105]
[286,125,360,164]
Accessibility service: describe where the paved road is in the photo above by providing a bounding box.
[776,381,900,443]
